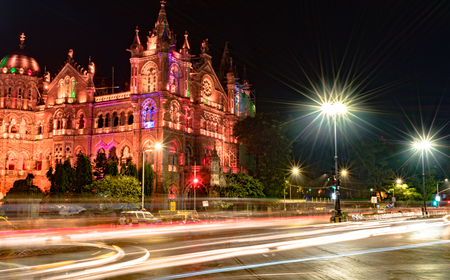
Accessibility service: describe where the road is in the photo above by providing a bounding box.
[1,215,449,279]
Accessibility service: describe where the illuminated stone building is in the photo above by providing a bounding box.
[0,2,255,206]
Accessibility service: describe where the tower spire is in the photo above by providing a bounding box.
[182,31,190,50]
[130,26,143,54]
[19,33,26,49]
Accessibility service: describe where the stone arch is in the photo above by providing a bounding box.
[94,141,107,155]
[141,61,158,93]
[141,98,158,125]
[6,151,17,170]
[169,63,180,94]
[76,109,86,129]
[74,145,85,156]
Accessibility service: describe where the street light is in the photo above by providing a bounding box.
[322,101,347,220]
[413,140,431,216]
[142,143,162,210]
[290,167,300,200]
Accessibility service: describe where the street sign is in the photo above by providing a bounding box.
[170,201,176,211]
[371,196,377,203]
[202,201,209,207]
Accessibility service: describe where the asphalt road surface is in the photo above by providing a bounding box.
[1,216,449,279]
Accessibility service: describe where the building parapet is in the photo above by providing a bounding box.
[95,91,130,102]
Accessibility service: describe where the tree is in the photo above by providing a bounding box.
[51,163,64,194]
[74,153,93,192]
[351,139,395,191]
[84,175,141,206]
[138,162,155,203]
[384,183,422,202]
[46,166,54,191]
[121,162,138,178]
[61,158,76,193]
[105,159,119,176]
[233,112,294,197]
[225,173,265,198]
[93,151,108,179]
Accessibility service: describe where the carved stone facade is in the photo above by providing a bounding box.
[0,4,255,206]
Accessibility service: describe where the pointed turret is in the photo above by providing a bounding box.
[181,31,190,55]
[130,26,143,56]
[218,42,231,84]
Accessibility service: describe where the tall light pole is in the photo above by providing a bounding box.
[291,167,300,200]
[142,143,162,210]
[322,101,347,219]
[413,140,431,216]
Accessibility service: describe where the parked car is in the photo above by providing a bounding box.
[117,211,162,225]
[171,214,201,224]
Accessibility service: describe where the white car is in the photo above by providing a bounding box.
[117,211,162,225]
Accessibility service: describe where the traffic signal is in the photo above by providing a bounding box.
[192,177,200,187]
[432,200,438,207]
[333,178,337,187]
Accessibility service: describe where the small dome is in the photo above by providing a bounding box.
[0,49,41,75]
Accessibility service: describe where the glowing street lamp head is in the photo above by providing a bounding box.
[154,143,162,150]
[413,140,431,150]
[321,101,347,116]
[396,179,402,185]
[292,167,300,175]
[341,170,347,176]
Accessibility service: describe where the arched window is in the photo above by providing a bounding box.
[170,65,179,93]
[28,89,32,100]
[48,118,53,132]
[147,68,157,92]
[67,115,72,129]
[98,114,104,128]
[110,147,117,159]
[36,153,42,170]
[7,87,11,98]
[59,80,64,98]
[105,114,110,127]
[120,112,126,126]
[7,153,14,170]
[65,76,70,97]
[18,88,22,99]
[113,112,119,127]
[71,78,76,98]
[57,119,61,130]
[78,113,85,129]
[10,126,18,133]
[18,154,24,171]
[168,141,178,172]
[128,113,133,125]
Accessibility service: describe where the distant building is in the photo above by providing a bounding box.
[0,3,255,207]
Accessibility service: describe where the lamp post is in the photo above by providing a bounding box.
[413,140,431,216]
[142,143,162,210]
[322,101,347,219]
[291,167,300,200]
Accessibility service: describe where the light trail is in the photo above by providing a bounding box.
[146,240,450,280]
[45,220,449,279]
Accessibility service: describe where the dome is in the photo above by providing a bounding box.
[0,49,41,75]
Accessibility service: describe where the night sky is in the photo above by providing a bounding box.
[2,0,450,160]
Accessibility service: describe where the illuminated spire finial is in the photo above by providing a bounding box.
[161,0,166,8]
[135,26,139,34]
[19,33,26,49]
[183,31,190,50]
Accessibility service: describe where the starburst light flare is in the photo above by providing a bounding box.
[413,140,431,150]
